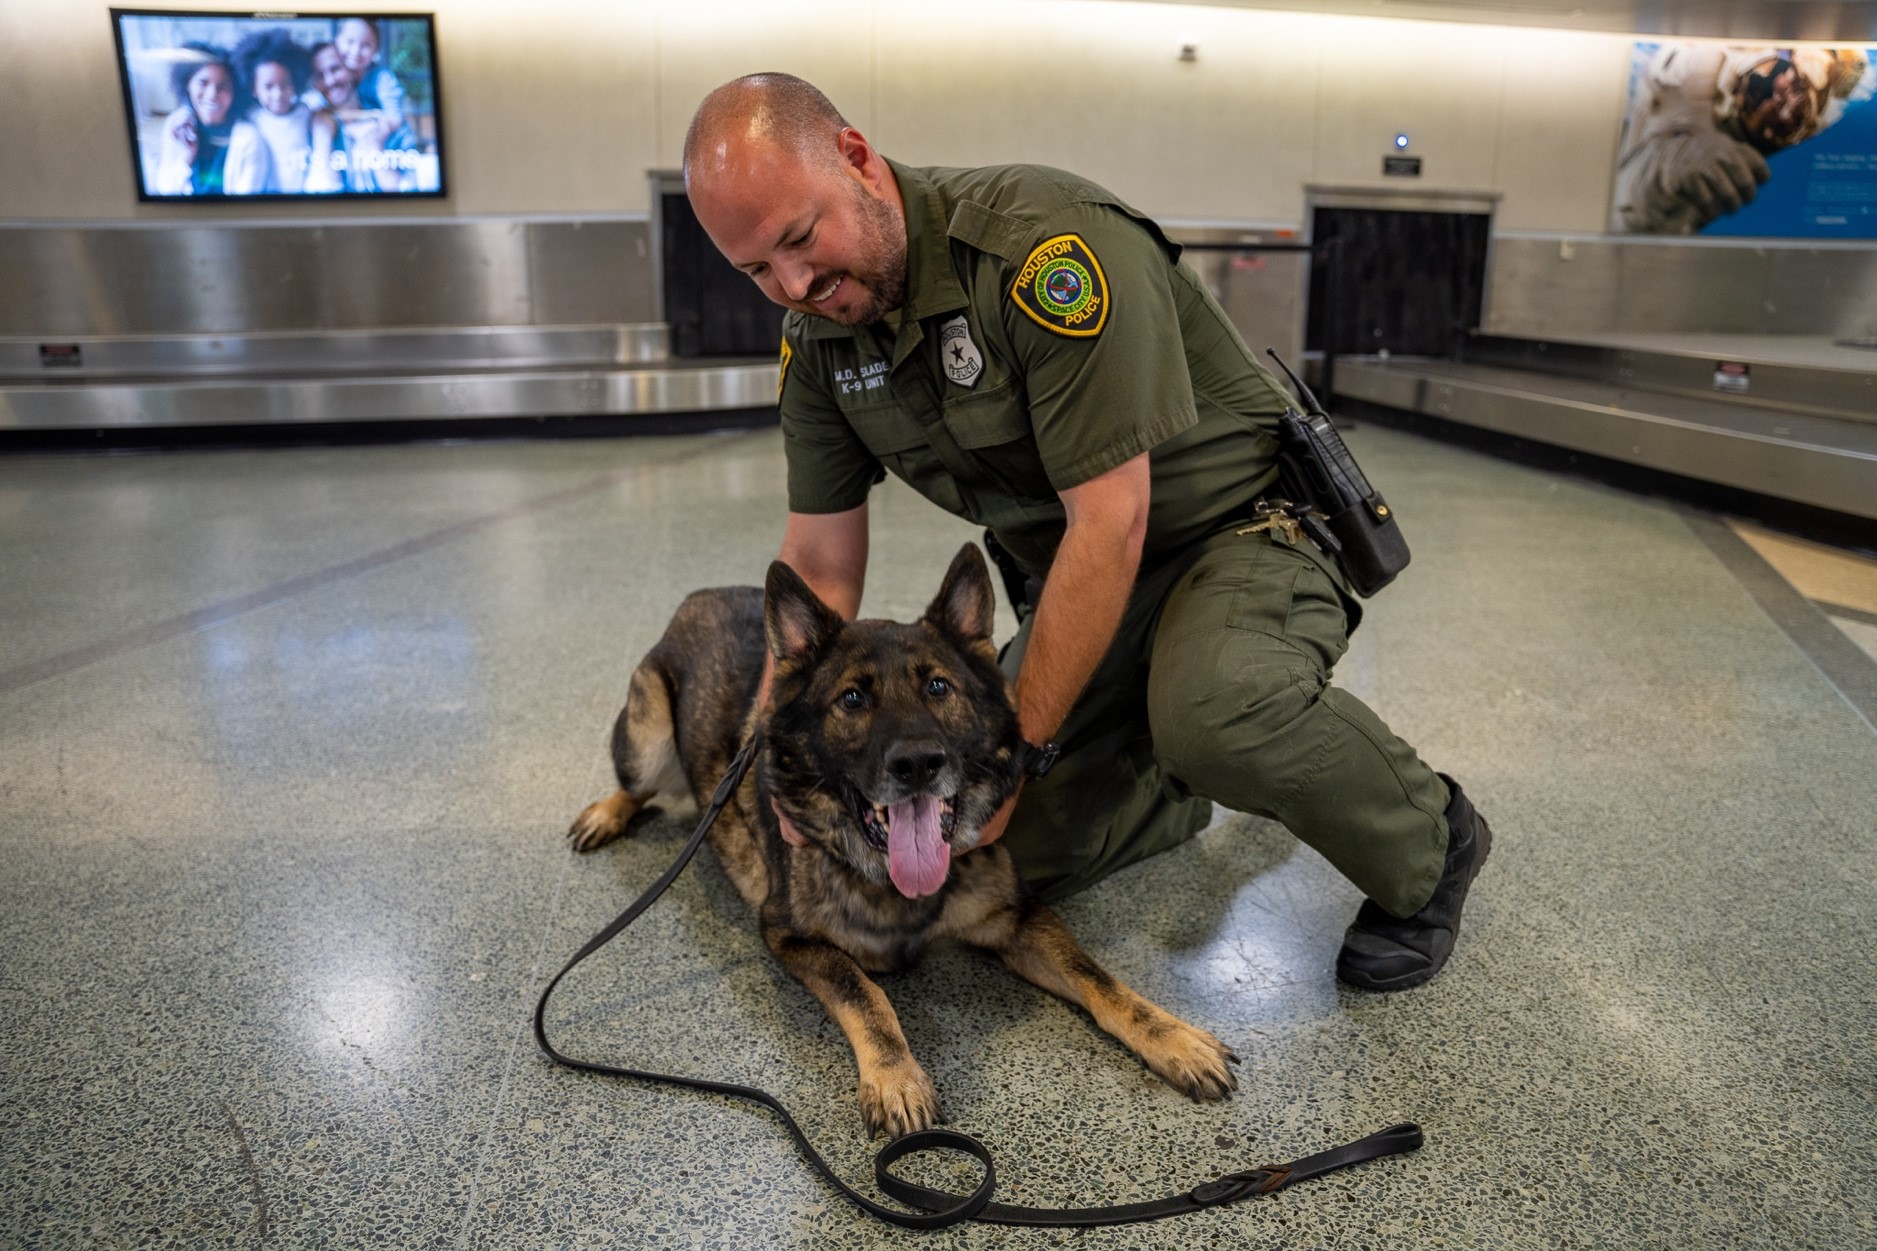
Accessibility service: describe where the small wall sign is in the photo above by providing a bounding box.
[1713,361,1750,394]
[1382,155,1422,177]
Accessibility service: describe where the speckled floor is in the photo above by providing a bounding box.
[2,424,1873,1249]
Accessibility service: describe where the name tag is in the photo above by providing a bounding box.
[832,360,890,399]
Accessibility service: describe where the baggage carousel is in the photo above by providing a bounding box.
[1333,331,1877,524]
[0,322,777,436]
[7,314,1872,536]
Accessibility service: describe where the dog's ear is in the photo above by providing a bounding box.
[765,560,845,666]
[923,543,997,645]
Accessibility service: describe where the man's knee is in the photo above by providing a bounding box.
[1148,651,1322,802]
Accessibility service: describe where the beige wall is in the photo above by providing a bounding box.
[1,0,1631,230]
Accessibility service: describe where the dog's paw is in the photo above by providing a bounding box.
[858,1061,942,1140]
[568,791,632,853]
[1139,1019,1240,1102]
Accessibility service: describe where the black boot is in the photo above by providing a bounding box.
[1336,774,1493,991]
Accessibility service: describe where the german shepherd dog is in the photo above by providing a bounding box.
[568,544,1236,1138]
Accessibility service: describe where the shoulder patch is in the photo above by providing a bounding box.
[777,337,793,400]
[1010,233,1109,338]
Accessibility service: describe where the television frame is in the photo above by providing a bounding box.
[109,8,449,203]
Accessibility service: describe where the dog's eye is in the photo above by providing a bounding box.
[838,688,865,711]
[926,676,951,699]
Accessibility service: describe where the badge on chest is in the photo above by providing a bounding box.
[939,315,983,389]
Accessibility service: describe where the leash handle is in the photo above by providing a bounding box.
[875,1122,1422,1227]
[534,734,1422,1229]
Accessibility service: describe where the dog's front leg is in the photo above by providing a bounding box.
[976,899,1239,1102]
[763,927,941,1139]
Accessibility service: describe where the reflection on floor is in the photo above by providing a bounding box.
[1730,520,1877,662]
[2,425,1873,1249]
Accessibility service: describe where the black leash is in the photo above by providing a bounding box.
[533,735,1424,1230]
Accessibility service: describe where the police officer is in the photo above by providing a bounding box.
[685,73,1492,991]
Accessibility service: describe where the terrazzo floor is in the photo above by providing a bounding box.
[2,422,1873,1249]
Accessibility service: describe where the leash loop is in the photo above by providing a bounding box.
[873,1129,998,1227]
[534,734,1424,1229]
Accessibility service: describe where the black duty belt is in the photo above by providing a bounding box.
[533,735,1424,1230]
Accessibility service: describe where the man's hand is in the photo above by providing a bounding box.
[772,797,809,847]
[951,454,1149,862]
[957,782,1022,857]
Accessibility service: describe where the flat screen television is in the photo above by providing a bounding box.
[111,9,445,201]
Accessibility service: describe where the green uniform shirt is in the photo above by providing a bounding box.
[779,160,1300,580]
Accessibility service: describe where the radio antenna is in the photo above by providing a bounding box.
[1265,348,1328,417]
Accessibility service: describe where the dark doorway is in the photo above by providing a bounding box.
[658,188,785,358]
[1306,206,1490,359]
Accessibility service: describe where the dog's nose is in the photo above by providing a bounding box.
[886,740,949,791]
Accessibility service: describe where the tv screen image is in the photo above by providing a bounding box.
[111,9,445,201]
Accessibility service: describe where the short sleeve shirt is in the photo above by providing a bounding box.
[779,162,1293,578]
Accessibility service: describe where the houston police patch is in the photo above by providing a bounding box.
[938,315,983,387]
[1010,233,1109,338]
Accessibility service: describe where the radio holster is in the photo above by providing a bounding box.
[1261,351,1411,598]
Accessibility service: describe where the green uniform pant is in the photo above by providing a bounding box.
[999,524,1451,915]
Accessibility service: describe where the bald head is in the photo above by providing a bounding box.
[684,74,907,328]
[683,73,850,187]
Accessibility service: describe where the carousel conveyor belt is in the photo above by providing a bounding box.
[0,361,780,430]
[1332,343,1877,523]
[0,324,780,432]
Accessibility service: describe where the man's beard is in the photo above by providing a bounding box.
[817,182,907,328]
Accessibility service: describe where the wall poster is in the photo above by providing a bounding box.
[1612,42,1877,238]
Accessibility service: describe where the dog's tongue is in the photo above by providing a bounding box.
[886,794,949,897]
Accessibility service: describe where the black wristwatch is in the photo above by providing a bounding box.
[1019,739,1060,779]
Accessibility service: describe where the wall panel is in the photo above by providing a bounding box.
[1760,250,1877,334]
[653,0,878,172]
[1614,244,1772,333]
[1481,237,1623,335]
[527,221,657,325]
[0,230,133,337]
[1483,237,1877,337]
[439,0,657,214]
[1310,16,1507,194]
[0,220,654,336]
[0,0,1656,229]
[314,221,534,328]
[873,0,1322,224]
[118,227,333,335]
[1,1,139,219]
[1490,31,1631,232]
[4,0,1873,350]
